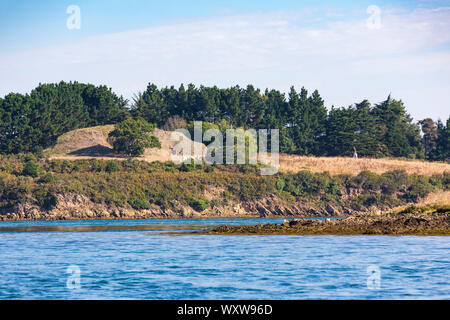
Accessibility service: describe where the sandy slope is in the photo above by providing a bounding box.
[48,125,206,163]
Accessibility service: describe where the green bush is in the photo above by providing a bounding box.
[38,173,55,183]
[405,182,434,201]
[34,190,58,210]
[0,173,33,207]
[178,160,198,172]
[354,171,383,192]
[188,197,209,211]
[327,181,342,196]
[21,159,43,177]
[276,177,285,191]
[442,172,450,190]
[105,161,119,173]
[128,197,151,210]
[61,160,71,173]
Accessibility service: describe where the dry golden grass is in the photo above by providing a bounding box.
[276,154,450,176]
[420,190,450,205]
[48,125,115,155]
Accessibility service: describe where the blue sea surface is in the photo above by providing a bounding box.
[0,218,449,300]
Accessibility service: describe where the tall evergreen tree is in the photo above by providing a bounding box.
[373,96,424,158]
[131,83,168,126]
[419,118,439,159]
[433,117,450,161]
[243,85,265,128]
[324,106,357,156]
[294,88,327,155]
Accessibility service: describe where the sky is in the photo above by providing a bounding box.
[1,0,450,121]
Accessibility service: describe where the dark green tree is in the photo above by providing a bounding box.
[0,81,130,154]
[433,117,450,161]
[294,88,327,155]
[373,96,424,158]
[108,118,161,156]
[419,118,439,159]
[131,83,168,126]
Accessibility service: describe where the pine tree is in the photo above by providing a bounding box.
[419,118,439,159]
[373,96,424,158]
[434,117,450,161]
[131,83,168,126]
[294,88,327,155]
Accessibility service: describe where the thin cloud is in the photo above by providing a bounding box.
[1,7,449,120]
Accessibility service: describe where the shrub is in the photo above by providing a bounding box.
[165,166,176,173]
[38,173,55,183]
[382,170,408,189]
[61,160,71,172]
[21,159,43,177]
[188,197,209,211]
[128,197,151,210]
[276,177,285,191]
[89,159,104,172]
[355,171,383,192]
[442,171,450,190]
[0,173,33,206]
[34,190,58,210]
[405,182,433,201]
[327,181,342,196]
[380,179,397,195]
[178,160,198,172]
[105,161,119,173]
[397,205,426,214]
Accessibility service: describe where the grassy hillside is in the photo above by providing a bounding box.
[0,125,445,220]
[0,155,448,220]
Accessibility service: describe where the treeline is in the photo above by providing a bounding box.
[0,82,128,154]
[131,83,449,160]
[0,81,449,160]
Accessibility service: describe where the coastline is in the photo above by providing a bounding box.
[0,193,350,221]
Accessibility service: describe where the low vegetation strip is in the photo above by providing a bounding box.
[0,155,448,221]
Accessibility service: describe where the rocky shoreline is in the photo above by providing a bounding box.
[0,193,353,221]
[185,213,450,236]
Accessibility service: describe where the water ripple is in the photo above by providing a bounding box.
[0,219,449,299]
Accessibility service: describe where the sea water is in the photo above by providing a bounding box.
[0,218,448,299]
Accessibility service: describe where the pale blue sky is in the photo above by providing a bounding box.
[1,0,450,121]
